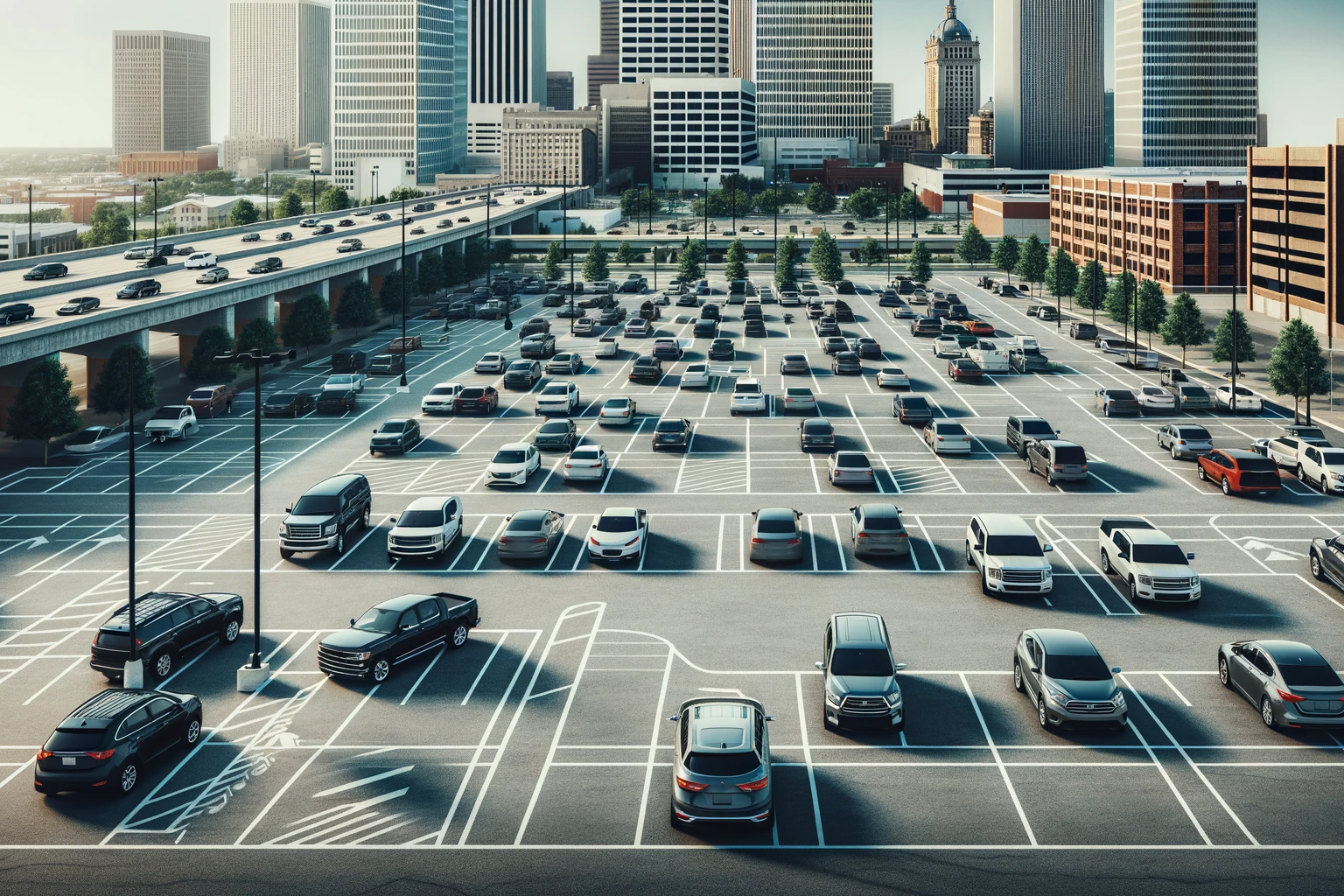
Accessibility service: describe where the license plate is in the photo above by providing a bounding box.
[62,757,76,766]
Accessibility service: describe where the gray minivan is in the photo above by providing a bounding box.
[279,474,372,559]
[816,613,907,731]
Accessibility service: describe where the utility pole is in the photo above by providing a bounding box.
[563,178,572,335]
[26,185,32,259]
[123,350,141,688]
[132,183,138,240]
[399,196,409,389]
[310,169,318,215]
[149,177,163,256]
[884,182,891,284]
[264,170,270,220]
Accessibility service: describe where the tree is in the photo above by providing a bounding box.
[844,187,881,220]
[463,237,487,282]
[1160,292,1209,366]
[859,237,885,267]
[583,242,611,281]
[805,183,837,215]
[725,238,749,280]
[90,344,157,422]
[775,235,799,286]
[273,190,304,220]
[620,187,662,218]
[379,269,413,318]
[418,251,446,299]
[443,244,467,289]
[1103,271,1138,327]
[186,325,236,382]
[82,201,131,247]
[1136,280,1168,348]
[1044,248,1079,304]
[1074,260,1107,313]
[388,186,425,202]
[334,279,379,334]
[809,230,844,282]
[488,239,514,266]
[896,191,931,222]
[992,236,1020,284]
[6,358,82,464]
[907,241,933,284]
[615,240,637,267]
[235,318,278,356]
[317,186,351,212]
[1015,234,1049,296]
[1211,309,1256,376]
[755,186,796,215]
[543,240,564,281]
[228,198,261,228]
[282,293,333,361]
[1267,319,1330,424]
[956,224,992,266]
[678,239,706,283]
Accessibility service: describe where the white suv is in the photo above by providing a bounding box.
[387,496,462,562]
[965,514,1054,596]
[731,378,767,416]
[184,252,218,269]
[535,381,580,416]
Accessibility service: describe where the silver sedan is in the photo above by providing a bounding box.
[749,508,805,564]
[1157,423,1213,459]
[496,509,565,561]
[1219,640,1344,730]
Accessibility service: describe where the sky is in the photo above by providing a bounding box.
[2,0,1342,149]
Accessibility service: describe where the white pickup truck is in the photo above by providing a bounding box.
[965,339,1010,373]
[1098,518,1201,604]
[143,405,200,443]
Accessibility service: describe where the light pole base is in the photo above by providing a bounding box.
[123,659,145,689]
[236,662,271,693]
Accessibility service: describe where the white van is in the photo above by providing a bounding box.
[184,252,218,269]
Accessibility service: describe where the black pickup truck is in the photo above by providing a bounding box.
[317,593,481,682]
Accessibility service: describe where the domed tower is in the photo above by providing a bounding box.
[924,1,981,154]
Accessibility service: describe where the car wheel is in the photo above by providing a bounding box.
[114,761,139,797]
[1197,464,1208,482]
[152,650,174,679]
[1221,476,1232,496]
[361,505,371,530]
[1101,551,1112,574]
[1013,661,1025,693]
[370,657,392,682]
[981,572,990,596]
[1219,656,1232,688]
[1311,551,1324,580]
[1037,697,1049,729]
[1129,577,1140,603]
[1103,405,1109,417]
[184,714,202,746]
[334,531,346,555]
[1260,695,1277,729]
[221,617,241,644]
[1172,445,1180,460]
[388,554,396,564]
[965,542,975,568]
[449,623,469,649]
[1297,465,1306,482]
[1046,473,1055,487]
[280,549,294,561]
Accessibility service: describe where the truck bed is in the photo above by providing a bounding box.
[1099,518,1156,538]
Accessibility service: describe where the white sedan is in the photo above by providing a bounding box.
[65,425,129,454]
[933,336,963,359]
[323,373,365,393]
[625,318,651,337]
[421,382,462,414]
[563,445,609,482]
[876,367,910,389]
[679,362,710,388]
[586,507,649,564]
[598,397,637,425]
[1137,385,1176,412]
[924,420,973,455]
[485,443,540,487]
[1215,383,1264,413]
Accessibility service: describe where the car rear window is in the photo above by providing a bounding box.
[836,453,869,467]
[902,398,929,410]
[46,729,107,752]
[188,390,215,401]
[539,422,570,433]
[862,515,904,531]
[541,385,568,395]
[685,751,760,777]
[786,388,813,398]
[1237,457,1277,473]
[803,421,832,432]
[1108,391,1136,400]
[756,517,797,534]
[734,383,762,394]
[461,388,485,399]
[1279,663,1344,688]
[985,534,1043,556]
[1178,427,1211,440]
[1053,446,1086,464]
[938,423,967,436]
[655,421,685,432]
[830,648,894,677]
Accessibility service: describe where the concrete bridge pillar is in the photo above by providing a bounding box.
[166,307,235,374]
[234,295,276,336]
[65,330,152,409]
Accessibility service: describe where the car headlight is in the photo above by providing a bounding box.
[884,691,902,708]
[278,526,288,536]
[987,567,1002,580]
[1042,568,1052,579]
[1189,576,1199,588]
[322,523,338,536]
[353,652,372,661]
[1043,682,1069,704]
[1138,575,1152,586]
[825,686,844,707]
[1112,690,1126,707]
[1331,472,1344,481]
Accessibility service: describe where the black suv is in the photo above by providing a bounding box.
[370,418,422,455]
[115,280,161,300]
[318,593,480,682]
[34,689,203,796]
[279,473,373,559]
[331,348,367,373]
[90,591,244,681]
[0,302,36,324]
[1006,416,1058,458]
[1070,321,1098,341]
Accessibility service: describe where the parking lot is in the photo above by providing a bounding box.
[2,269,1344,879]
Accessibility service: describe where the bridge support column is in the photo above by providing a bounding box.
[168,307,235,374]
[234,295,276,336]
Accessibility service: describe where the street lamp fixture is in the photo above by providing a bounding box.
[148,176,164,255]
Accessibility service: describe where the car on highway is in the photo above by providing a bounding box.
[437,219,454,229]
[183,252,217,269]
[299,218,319,227]
[23,262,68,281]
[262,392,316,418]
[337,218,355,227]
[370,418,422,456]
[708,338,735,360]
[779,354,810,375]
[503,359,543,388]
[454,386,499,415]
[410,226,425,235]
[474,352,508,374]
[1025,440,1089,485]
[1069,321,1098,340]
[586,507,649,564]
[1094,388,1140,416]
[828,451,875,486]
[875,367,910,389]
[1217,640,1344,730]
[668,696,773,827]
[1197,448,1281,496]
[185,385,235,418]
[34,688,204,797]
[190,265,229,285]
[1156,424,1213,459]
[275,231,292,241]
[64,424,128,455]
[893,393,934,425]
[486,442,541,487]
[241,232,262,242]
[458,216,470,223]
[90,590,243,682]
[731,379,767,415]
[798,418,835,451]
[143,406,200,443]
[247,257,283,274]
[420,383,463,415]
[138,254,169,270]
[1137,385,1176,412]
[948,358,982,382]
[924,420,972,455]
[1098,518,1200,603]
[531,418,578,451]
[599,397,637,425]
[337,238,363,253]
[832,351,863,375]
[1013,629,1126,731]
[56,296,100,315]
[564,444,609,481]
[497,510,566,562]
[816,613,906,730]
[318,593,479,683]
[781,387,816,413]
[1215,384,1264,413]
[316,389,358,414]
[652,417,692,452]
[680,362,710,388]
[748,508,805,564]
[115,279,161,300]
[965,514,1053,596]
[822,336,849,356]
[323,372,365,393]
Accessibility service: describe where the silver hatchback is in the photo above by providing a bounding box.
[1013,629,1127,730]
[849,504,910,558]
[669,698,773,826]
[749,508,804,563]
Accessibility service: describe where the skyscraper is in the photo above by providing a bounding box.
[333,0,469,195]
[994,0,1104,170]
[924,2,980,154]
[113,30,211,155]
[871,83,893,142]
[547,71,575,110]
[467,0,547,171]
[586,0,620,107]
[618,0,730,83]
[1114,0,1258,168]
[730,0,753,81]
[229,0,331,153]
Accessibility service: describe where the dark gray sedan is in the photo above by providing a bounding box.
[831,351,863,375]
[1218,640,1344,730]
[799,418,836,452]
[497,510,566,561]
[748,508,805,564]
[779,354,810,375]
[532,418,577,451]
[652,418,692,452]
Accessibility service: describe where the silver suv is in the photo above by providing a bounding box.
[669,698,773,826]
[816,613,907,731]
[1013,629,1126,730]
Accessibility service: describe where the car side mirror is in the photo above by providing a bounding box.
[1043,544,1053,553]
[667,715,679,723]
[894,662,908,672]
[349,618,356,626]
[1186,552,1196,561]
[285,506,293,514]
[814,661,825,670]
[1111,666,1122,674]
[390,517,398,524]
[400,624,414,632]
[1030,666,1040,674]
[764,716,775,722]
[1117,552,1129,561]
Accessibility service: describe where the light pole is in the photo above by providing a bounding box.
[884,182,891,284]
[371,167,379,207]
[149,177,163,255]
[123,348,142,687]
[214,348,297,691]
[730,174,737,236]
[310,169,318,215]
[1232,202,1242,410]
[26,185,32,259]
[132,183,138,241]
[399,196,409,389]
[771,179,778,263]
[264,170,270,220]
[702,177,709,246]
[563,178,572,334]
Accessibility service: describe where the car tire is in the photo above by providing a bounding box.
[1219,656,1233,688]
[1221,476,1232,496]
[1197,464,1208,482]
[221,616,241,645]
[981,572,990,596]
[361,505,371,530]
[823,710,836,732]
[1129,577,1140,603]
[184,713,202,747]
[1297,465,1306,482]
[965,542,975,568]
[1046,473,1056,487]
[280,549,294,561]
[369,657,392,682]
[151,649,174,680]
[1101,551,1112,574]
[334,531,345,555]
[1172,445,1180,460]
[1260,695,1277,729]
[449,623,469,649]
[1013,661,1025,693]
[1311,551,1325,580]
[113,760,140,797]
[1037,697,1049,729]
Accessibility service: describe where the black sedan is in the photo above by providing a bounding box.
[23,263,67,281]
[57,296,100,316]
[317,389,358,413]
[115,279,161,300]
[263,392,316,417]
[317,593,480,682]
[651,417,692,452]
[533,418,578,451]
[831,352,863,375]
[35,689,203,796]
[275,231,293,241]
[247,257,283,274]
[338,218,355,227]
[799,418,836,451]
[90,590,244,681]
[708,339,735,360]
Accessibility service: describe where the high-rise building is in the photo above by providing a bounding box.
[1114,0,1258,168]
[924,2,980,154]
[467,0,547,172]
[113,30,211,155]
[993,0,1104,170]
[228,0,331,158]
[619,0,730,83]
[500,107,599,187]
[547,71,575,110]
[967,99,994,157]
[871,83,893,142]
[1257,111,1268,147]
[601,82,652,190]
[586,0,620,107]
[333,0,469,195]
[650,77,757,190]
[1104,89,1115,164]
[730,0,753,81]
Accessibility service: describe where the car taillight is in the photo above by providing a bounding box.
[676,776,708,792]
[1277,689,1305,704]
[499,537,509,544]
[856,532,869,538]
[589,537,600,546]
[787,539,801,545]
[751,538,766,544]
[86,749,116,761]
[737,776,769,792]
[1052,465,1063,471]
[532,538,547,545]
[35,750,52,761]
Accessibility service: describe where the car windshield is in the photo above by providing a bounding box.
[1021,421,1054,435]
[603,399,630,409]
[1180,387,1207,396]
[685,751,760,777]
[1320,451,1344,465]
[902,398,929,410]
[379,422,404,433]
[882,368,904,376]
[830,648,895,677]
[329,376,352,384]
[784,355,805,363]
[429,386,456,396]
[734,384,762,394]
[1178,427,1212,440]
[47,729,107,753]
[508,362,531,370]
[655,421,685,433]
[68,429,108,445]
[596,514,638,533]
[292,495,339,516]
[1279,663,1343,688]
[985,535,1043,556]
[352,607,401,634]
[493,450,527,464]
[397,510,443,528]
[150,407,184,420]
[1131,544,1188,565]
[1054,446,1086,464]
[756,517,797,534]
[1044,653,1111,682]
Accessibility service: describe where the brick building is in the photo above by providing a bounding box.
[118,148,220,177]
[1050,169,1246,294]
[790,159,902,195]
[970,192,1049,239]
